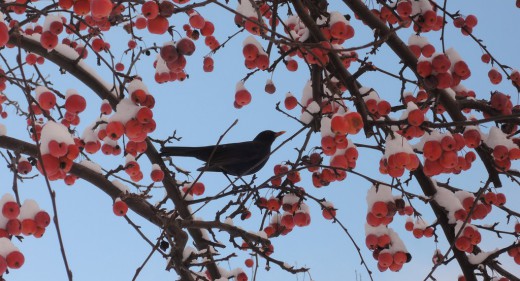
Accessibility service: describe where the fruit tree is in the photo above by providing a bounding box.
[0,0,518,280]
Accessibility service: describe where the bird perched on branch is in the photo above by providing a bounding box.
[160,130,285,176]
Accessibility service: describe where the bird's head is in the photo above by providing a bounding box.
[254,130,285,144]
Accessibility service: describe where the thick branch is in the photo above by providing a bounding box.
[7,32,221,280]
[340,0,501,188]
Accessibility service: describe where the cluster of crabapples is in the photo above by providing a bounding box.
[31,86,87,130]
[397,100,430,140]
[234,0,270,36]
[53,0,219,81]
[415,47,471,90]
[458,190,506,221]
[83,79,156,157]
[507,223,520,265]
[278,11,355,70]
[454,224,482,253]
[0,194,52,273]
[242,36,270,71]
[36,121,80,182]
[379,135,420,178]
[369,0,443,33]
[453,14,478,35]
[270,164,301,186]
[0,94,9,119]
[364,185,412,272]
[301,112,362,187]
[485,127,520,171]
[181,182,205,197]
[418,131,479,177]
[404,217,435,239]
[154,38,196,83]
[259,194,313,238]
[362,88,392,119]
[139,6,218,79]
[366,190,413,229]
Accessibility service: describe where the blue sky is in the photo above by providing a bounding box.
[2,1,520,281]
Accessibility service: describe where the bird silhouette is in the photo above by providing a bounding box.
[160,130,285,176]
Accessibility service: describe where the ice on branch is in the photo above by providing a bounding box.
[384,134,414,158]
[415,129,447,151]
[79,160,102,174]
[320,117,333,137]
[111,180,130,194]
[243,36,267,56]
[236,0,256,18]
[468,249,498,265]
[408,35,430,48]
[40,121,75,155]
[300,101,320,124]
[42,13,63,32]
[485,127,516,150]
[433,181,464,223]
[366,184,394,208]
[360,87,381,102]
[0,194,15,207]
[445,48,463,64]
[0,238,18,258]
[109,99,140,124]
[19,200,40,220]
[127,79,150,95]
[387,228,408,253]
[155,54,169,75]
[182,246,198,262]
[411,0,433,15]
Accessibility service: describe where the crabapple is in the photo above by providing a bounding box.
[6,251,24,269]
[65,94,87,114]
[38,91,56,110]
[423,141,442,161]
[191,182,205,196]
[281,213,294,229]
[245,258,254,268]
[113,200,128,216]
[407,109,424,126]
[322,207,336,220]
[147,16,169,34]
[34,211,51,228]
[150,169,164,182]
[235,89,252,106]
[371,201,388,218]
[142,1,159,19]
[488,69,502,84]
[365,234,378,250]
[284,93,298,110]
[21,219,37,236]
[2,201,20,219]
[189,14,205,29]
[17,159,32,174]
[177,38,196,56]
[6,219,21,236]
[432,54,451,73]
[90,0,113,19]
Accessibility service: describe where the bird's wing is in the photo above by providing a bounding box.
[205,141,266,165]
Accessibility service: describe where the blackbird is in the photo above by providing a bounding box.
[160,130,285,176]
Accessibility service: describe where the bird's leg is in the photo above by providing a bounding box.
[224,173,241,190]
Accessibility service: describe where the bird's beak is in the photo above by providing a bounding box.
[275,131,286,137]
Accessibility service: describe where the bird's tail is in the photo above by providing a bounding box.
[160,146,210,158]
